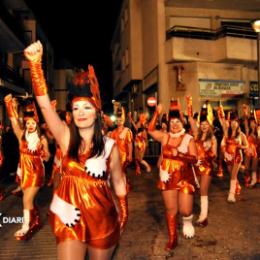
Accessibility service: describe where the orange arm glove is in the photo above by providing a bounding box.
[177,152,197,164]
[29,61,48,96]
[148,110,159,132]
[186,96,193,117]
[118,195,128,230]
[4,95,18,119]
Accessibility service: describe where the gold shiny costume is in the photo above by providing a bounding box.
[19,139,45,189]
[49,138,120,248]
[245,135,257,158]
[110,128,133,170]
[224,137,242,165]
[135,129,147,160]
[158,134,196,194]
[195,140,215,177]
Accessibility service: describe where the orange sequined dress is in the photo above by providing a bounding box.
[158,134,196,194]
[134,128,147,160]
[224,136,242,165]
[110,127,133,170]
[245,135,257,158]
[18,139,45,189]
[49,137,120,248]
[195,139,214,176]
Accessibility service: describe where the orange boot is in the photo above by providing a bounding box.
[165,213,178,251]
[235,180,242,195]
[14,208,41,241]
[244,170,251,188]
[135,159,141,176]
[216,160,224,178]
[0,189,5,201]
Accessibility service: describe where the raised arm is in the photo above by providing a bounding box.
[186,96,198,137]
[147,104,165,143]
[4,94,23,140]
[128,112,138,132]
[24,41,69,153]
[109,144,128,230]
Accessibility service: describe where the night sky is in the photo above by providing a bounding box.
[25,0,122,111]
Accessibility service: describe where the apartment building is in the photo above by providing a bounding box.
[0,0,55,124]
[111,0,260,116]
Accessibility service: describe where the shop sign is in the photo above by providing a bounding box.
[199,79,244,97]
[249,81,259,97]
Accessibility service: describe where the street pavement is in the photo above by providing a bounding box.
[0,165,259,260]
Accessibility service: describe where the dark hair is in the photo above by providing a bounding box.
[68,112,104,161]
[197,124,214,141]
[248,118,257,136]
[21,120,41,141]
[228,122,241,139]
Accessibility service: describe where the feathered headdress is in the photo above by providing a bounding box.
[199,101,213,125]
[23,100,39,123]
[68,65,101,111]
[168,99,182,121]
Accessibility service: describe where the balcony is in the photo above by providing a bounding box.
[165,25,258,63]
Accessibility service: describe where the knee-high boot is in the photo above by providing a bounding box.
[165,213,178,251]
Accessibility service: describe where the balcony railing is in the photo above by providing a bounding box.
[166,25,257,41]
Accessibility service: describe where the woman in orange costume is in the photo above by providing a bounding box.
[242,106,258,188]
[24,41,128,260]
[187,98,217,227]
[148,101,198,251]
[221,111,248,203]
[129,112,151,175]
[110,104,133,172]
[4,97,50,240]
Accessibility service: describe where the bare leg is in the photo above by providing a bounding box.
[140,159,151,173]
[162,190,178,216]
[88,244,117,260]
[58,240,87,260]
[23,187,39,209]
[228,163,241,203]
[250,158,258,187]
[14,186,40,239]
[244,156,251,188]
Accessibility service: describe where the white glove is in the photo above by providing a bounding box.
[224,152,233,161]
[195,159,203,166]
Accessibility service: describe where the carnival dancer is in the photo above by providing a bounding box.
[186,97,217,227]
[110,102,133,192]
[128,112,151,175]
[221,111,248,203]
[148,100,198,251]
[241,106,258,188]
[24,40,128,259]
[4,96,50,240]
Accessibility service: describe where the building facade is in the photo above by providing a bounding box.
[111,0,260,117]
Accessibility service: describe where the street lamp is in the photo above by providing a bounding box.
[252,19,260,107]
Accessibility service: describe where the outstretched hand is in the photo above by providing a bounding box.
[24,40,43,63]
[4,94,12,103]
[156,103,163,114]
